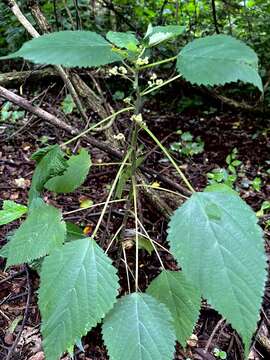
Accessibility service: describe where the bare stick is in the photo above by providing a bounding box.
[6,266,31,360]
[5,0,89,124]
[0,85,77,134]
[204,317,226,353]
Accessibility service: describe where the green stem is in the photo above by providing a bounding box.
[61,106,134,147]
[140,74,181,96]
[132,176,139,292]
[138,123,195,193]
[139,55,177,70]
[92,150,131,238]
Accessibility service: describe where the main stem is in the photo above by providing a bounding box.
[130,70,142,292]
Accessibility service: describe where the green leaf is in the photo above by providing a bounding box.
[29,145,67,202]
[2,31,123,68]
[31,144,57,162]
[106,31,138,51]
[2,198,66,267]
[61,94,75,114]
[44,148,91,193]
[145,25,185,46]
[65,222,85,242]
[177,35,263,91]
[138,236,154,255]
[147,270,201,347]
[39,237,119,360]
[102,292,176,360]
[167,187,267,352]
[0,201,27,226]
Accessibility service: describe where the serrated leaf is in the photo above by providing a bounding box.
[44,148,91,193]
[31,144,57,162]
[0,200,27,226]
[2,198,66,267]
[1,31,123,67]
[167,186,267,352]
[177,35,263,91]
[147,270,201,346]
[39,237,119,360]
[145,25,185,46]
[103,292,176,360]
[29,145,67,202]
[106,31,138,50]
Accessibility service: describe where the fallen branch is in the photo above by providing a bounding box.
[0,68,57,87]
[5,0,90,124]
[0,84,191,196]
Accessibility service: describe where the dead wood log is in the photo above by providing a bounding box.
[0,68,58,87]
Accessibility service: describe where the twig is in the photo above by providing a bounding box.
[0,269,25,285]
[6,266,31,360]
[0,85,77,135]
[5,0,89,124]
[204,317,226,353]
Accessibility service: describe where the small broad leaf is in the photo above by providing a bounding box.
[106,31,139,51]
[61,94,75,114]
[45,149,91,193]
[2,198,66,267]
[29,145,67,202]
[102,292,176,360]
[39,237,119,360]
[0,200,27,226]
[177,35,263,91]
[65,222,85,242]
[167,185,267,352]
[147,270,201,347]
[138,236,154,255]
[1,31,123,68]
[145,25,185,46]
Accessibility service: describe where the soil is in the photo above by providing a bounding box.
[0,81,269,360]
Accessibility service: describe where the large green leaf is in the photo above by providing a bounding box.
[147,270,201,347]
[29,145,67,202]
[2,198,66,267]
[177,35,263,91]
[44,148,91,193]
[102,292,176,360]
[106,31,139,51]
[145,24,185,46]
[39,237,119,360]
[1,31,123,67]
[0,200,27,226]
[167,186,267,352]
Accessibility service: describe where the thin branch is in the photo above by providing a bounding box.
[211,0,220,33]
[6,266,31,360]
[6,0,89,124]
[204,317,226,353]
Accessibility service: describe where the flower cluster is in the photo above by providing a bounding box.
[136,56,149,66]
[147,73,164,88]
[113,133,125,141]
[108,66,128,76]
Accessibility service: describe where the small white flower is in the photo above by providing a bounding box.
[155,79,164,86]
[109,66,118,76]
[123,97,131,104]
[150,73,157,80]
[113,133,125,141]
[119,66,128,74]
[131,113,143,123]
[136,56,149,66]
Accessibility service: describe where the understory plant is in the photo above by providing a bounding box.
[0,24,267,360]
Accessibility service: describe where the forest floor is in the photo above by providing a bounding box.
[0,80,269,360]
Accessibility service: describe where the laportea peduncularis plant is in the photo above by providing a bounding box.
[0,23,267,360]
